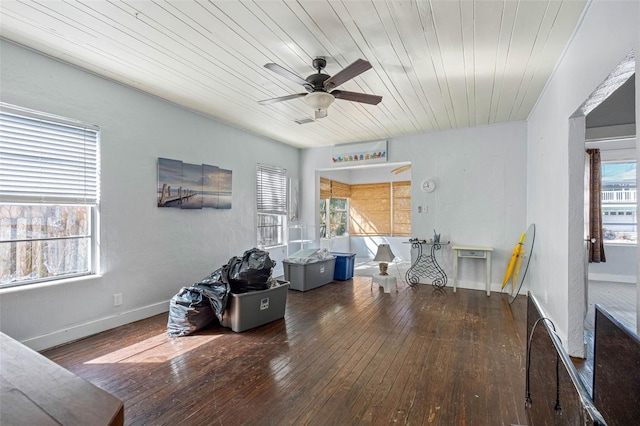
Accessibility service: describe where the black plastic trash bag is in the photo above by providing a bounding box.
[224,248,275,294]
[167,287,217,337]
[192,280,230,323]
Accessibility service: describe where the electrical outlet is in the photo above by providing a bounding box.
[113,293,123,306]
[418,206,423,213]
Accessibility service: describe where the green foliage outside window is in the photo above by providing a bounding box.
[320,198,348,238]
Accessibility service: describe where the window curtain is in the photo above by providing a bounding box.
[349,183,391,235]
[319,178,351,199]
[320,177,331,199]
[392,181,411,236]
[587,148,606,263]
[331,180,351,198]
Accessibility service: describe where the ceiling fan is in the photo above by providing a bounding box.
[258,57,382,119]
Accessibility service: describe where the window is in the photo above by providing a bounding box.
[320,198,348,238]
[601,161,636,244]
[256,163,287,247]
[319,177,349,238]
[0,104,100,288]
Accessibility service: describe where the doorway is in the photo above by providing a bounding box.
[584,135,637,334]
[568,54,637,357]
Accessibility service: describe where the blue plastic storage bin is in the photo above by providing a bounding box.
[331,252,356,280]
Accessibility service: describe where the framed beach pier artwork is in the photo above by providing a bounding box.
[157,157,232,209]
[202,165,232,209]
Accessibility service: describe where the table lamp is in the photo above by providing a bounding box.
[373,244,395,276]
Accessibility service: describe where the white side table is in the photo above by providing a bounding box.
[371,274,398,294]
[452,246,493,296]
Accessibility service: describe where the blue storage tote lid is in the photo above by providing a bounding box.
[330,252,356,258]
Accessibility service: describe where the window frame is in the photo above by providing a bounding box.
[0,104,100,288]
[320,197,349,239]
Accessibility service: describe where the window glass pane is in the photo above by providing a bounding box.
[329,198,348,237]
[332,211,347,223]
[331,198,347,210]
[330,222,347,237]
[0,204,91,286]
[601,161,636,244]
[257,213,284,247]
[0,205,90,239]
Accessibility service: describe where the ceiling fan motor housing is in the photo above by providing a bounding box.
[306,73,331,92]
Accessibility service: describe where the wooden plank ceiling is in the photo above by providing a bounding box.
[0,0,587,148]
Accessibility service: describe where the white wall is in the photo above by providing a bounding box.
[589,245,637,283]
[0,40,300,350]
[301,121,528,293]
[637,6,640,334]
[526,0,639,354]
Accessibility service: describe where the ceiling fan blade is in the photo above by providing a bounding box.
[323,59,372,90]
[391,164,411,174]
[315,109,328,119]
[258,93,307,105]
[264,63,310,87]
[331,90,382,105]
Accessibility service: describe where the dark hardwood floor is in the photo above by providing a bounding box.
[43,278,528,425]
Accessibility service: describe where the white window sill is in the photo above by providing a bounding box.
[260,244,287,250]
[0,273,102,295]
[321,235,349,240]
[603,241,637,247]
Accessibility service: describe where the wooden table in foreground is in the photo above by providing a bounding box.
[0,332,124,426]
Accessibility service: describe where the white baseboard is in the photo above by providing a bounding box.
[448,280,527,296]
[22,301,170,352]
[418,279,520,296]
[588,273,636,284]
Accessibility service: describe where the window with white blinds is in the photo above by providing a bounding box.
[256,163,287,214]
[0,106,99,204]
[0,104,100,288]
[256,163,287,247]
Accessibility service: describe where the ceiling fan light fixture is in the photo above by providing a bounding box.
[304,91,335,110]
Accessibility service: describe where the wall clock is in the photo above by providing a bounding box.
[421,179,436,193]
